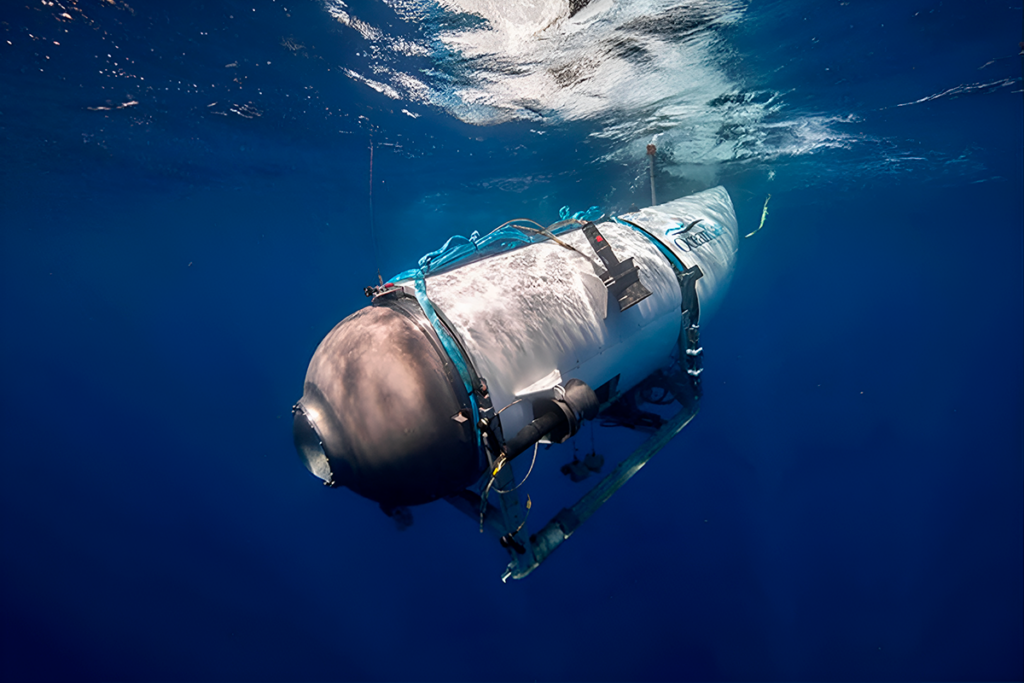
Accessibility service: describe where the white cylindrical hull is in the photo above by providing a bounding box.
[416,186,738,438]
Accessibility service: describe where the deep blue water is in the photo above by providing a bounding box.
[1,1,1021,681]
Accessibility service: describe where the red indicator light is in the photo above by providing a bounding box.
[596,236,603,242]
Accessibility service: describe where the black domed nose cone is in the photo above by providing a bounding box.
[295,303,481,506]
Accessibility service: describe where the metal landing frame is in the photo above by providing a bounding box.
[445,395,699,581]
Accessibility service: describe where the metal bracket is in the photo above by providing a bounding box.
[581,222,653,312]
[676,264,704,399]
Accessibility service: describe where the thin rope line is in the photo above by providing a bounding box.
[369,139,383,286]
[493,442,539,494]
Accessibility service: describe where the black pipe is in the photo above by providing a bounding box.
[503,409,567,461]
[502,379,600,463]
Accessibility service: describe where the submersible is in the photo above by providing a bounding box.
[292,186,738,576]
